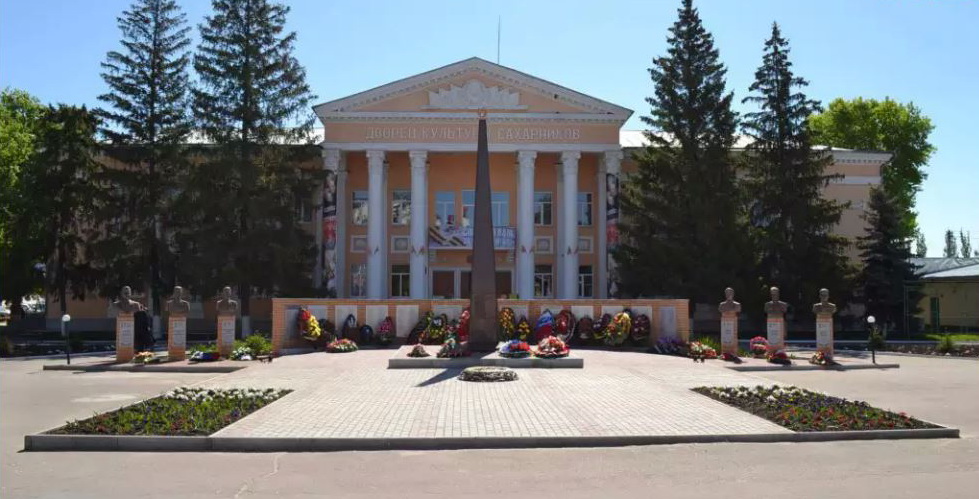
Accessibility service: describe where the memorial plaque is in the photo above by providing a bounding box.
[118,317,134,348]
[660,306,678,340]
[168,317,187,360]
[218,316,235,355]
[720,313,738,355]
[766,317,784,350]
[816,316,833,355]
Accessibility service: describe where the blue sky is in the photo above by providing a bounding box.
[1,0,976,256]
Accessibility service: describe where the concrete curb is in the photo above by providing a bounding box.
[726,363,900,372]
[41,363,246,373]
[875,352,979,361]
[24,427,959,452]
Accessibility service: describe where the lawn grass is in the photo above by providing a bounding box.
[49,387,291,436]
[924,333,979,342]
[693,385,938,432]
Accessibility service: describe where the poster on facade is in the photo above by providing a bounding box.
[606,173,620,297]
[321,170,338,296]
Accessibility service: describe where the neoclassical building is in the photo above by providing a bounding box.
[43,57,891,329]
[312,57,890,301]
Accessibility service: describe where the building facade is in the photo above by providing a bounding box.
[43,57,892,329]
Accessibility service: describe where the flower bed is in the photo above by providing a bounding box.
[48,387,291,436]
[884,344,979,358]
[692,385,938,432]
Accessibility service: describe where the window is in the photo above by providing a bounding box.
[392,190,410,225]
[462,190,475,227]
[577,192,592,226]
[492,191,509,227]
[352,191,368,225]
[578,265,593,298]
[391,264,410,297]
[534,192,552,226]
[435,191,455,228]
[461,190,510,227]
[350,263,366,297]
[534,264,553,298]
[295,194,313,223]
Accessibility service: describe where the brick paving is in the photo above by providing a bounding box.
[198,349,789,439]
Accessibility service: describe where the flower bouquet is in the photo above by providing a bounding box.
[604,311,632,346]
[189,344,220,362]
[437,337,468,358]
[376,317,395,346]
[749,336,769,358]
[458,308,471,342]
[534,309,555,342]
[298,307,321,342]
[766,348,791,365]
[534,335,570,359]
[407,344,430,358]
[326,338,358,353]
[230,346,253,361]
[630,313,651,345]
[554,309,576,343]
[809,351,836,366]
[359,324,375,345]
[572,316,593,345]
[721,352,743,364]
[650,337,687,356]
[420,313,449,345]
[498,307,516,341]
[498,339,531,358]
[515,317,532,341]
[132,351,160,364]
[688,341,717,362]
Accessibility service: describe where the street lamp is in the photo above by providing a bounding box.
[61,314,72,365]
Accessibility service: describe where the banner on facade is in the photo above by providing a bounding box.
[322,170,338,296]
[606,173,620,297]
[429,226,515,250]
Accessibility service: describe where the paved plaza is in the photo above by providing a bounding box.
[2,351,978,498]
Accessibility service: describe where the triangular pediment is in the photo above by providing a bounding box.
[313,57,632,121]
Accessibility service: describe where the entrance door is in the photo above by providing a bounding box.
[432,271,455,299]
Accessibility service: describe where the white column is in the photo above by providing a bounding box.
[559,151,581,299]
[409,150,429,298]
[516,151,537,299]
[335,154,348,297]
[366,150,386,298]
[597,150,622,298]
[554,161,564,296]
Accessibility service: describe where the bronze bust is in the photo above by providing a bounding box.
[216,286,239,316]
[812,288,837,316]
[718,287,741,315]
[167,286,191,317]
[764,286,788,316]
[112,286,143,315]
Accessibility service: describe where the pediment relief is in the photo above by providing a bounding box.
[425,79,526,110]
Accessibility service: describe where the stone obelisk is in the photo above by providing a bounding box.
[468,110,498,351]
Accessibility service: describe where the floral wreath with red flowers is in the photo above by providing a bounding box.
[326,338,358,353]
[534,335,570,359]
[498,339,531,358]
[749,336,769,358]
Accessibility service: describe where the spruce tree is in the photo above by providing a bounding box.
[94,0,192,332]
[913,229,927,258]
[857,188,920,331]
[741,23,851,314]
[959,230,971,258]
[187,0,318,334]
[617,0,750,306]
[24,106,102,316]
[943,229,957,258]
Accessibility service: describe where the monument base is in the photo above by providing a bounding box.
[388,345,583,369]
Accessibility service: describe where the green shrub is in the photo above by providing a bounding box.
[867,326,886,351]
[68,337,84,353]
[936,334,956,354]
[243,333,272,355]
[189,343,218,355]
[692,335,721,353]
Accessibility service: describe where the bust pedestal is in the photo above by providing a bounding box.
[116,313,135,362]
[168,315,187,360]
[720,311,738,356]
[766,314,786,351]
[217,315,236,358]
[815,314,834,356]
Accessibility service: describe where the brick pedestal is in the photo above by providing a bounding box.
[720,311,738,356]
[217,315,235,358]
[766,315,785,351]
[116,313,134,362]
[168,316,187,360]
